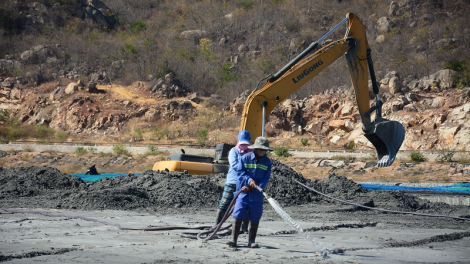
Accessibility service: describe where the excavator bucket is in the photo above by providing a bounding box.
[363,117,405,167]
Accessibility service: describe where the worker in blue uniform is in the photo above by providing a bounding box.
[227,136,273,248]
[215,130,252,234]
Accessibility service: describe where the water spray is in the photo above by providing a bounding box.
[254,185,331,258]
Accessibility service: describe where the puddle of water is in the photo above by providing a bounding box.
[266,197,331,258]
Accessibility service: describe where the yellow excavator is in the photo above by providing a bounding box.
[153,13,405,174]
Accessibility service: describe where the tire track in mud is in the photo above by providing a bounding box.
[385,231,470,248]
[330,231,470,254]
[272,222,378,235]
[0,248,79,262]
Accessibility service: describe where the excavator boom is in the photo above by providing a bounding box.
[240,13,405,167]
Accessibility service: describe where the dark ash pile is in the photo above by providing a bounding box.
[0,161,453,214]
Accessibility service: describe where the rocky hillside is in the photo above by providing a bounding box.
[0,0,470,151]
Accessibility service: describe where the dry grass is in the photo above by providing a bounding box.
[134,160,157,172]
[57,163,83,174]
[21,146,34,152]
[19,154,30,161]
[42,149,59,155]
[35,82,57,94]
[97,84,160,104]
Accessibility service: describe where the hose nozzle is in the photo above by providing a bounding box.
[255,185,270,199]
[262,191,270,199]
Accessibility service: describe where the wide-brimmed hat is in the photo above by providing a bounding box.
[248,137,273,151]
[237,130,251,145]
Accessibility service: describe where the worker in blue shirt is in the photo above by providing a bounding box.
[227,136,273,248]
[214,130,252,233]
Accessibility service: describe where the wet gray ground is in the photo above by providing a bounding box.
[1,161,470,263]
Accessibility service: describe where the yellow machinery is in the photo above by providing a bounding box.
[153,13,405,173]
[153,144,234,175]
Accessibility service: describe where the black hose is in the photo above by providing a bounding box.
[294,180,470,221]
[196,189,243,242]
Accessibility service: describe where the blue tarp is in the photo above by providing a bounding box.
[71,173,470,193]
[72,173,142,182]
[360,183,470,193]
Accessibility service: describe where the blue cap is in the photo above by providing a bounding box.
[237,130,251,144]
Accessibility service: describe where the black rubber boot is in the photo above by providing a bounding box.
[226,219,242,247]
[248,221,260,248]
[241,215,249,234]
[215,209,225,225]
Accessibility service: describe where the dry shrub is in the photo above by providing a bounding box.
[36,82,57,94]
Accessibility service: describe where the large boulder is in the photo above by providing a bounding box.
[376,17,396,34]
[418,69,456,90]
[437,106,470,151]
[25,71,43,86]
[81,0,118,29]
[389,76,402,94]
[144,108,160,121]
[430,69,455,89]
[20,50,37,63]
[329,120,346,130]
[65,82,79,94]
[389,1,399,16]
[50,88,65,102]
[164,73,174,83]
[0,59,23,74]
[438,125,461,146]
[21,45,58,65]
[238,44,249,52]
[148,74,186,99]
[340,101,355,116]
[180,30,208,41]
[1,80,13,88]
[188,93,202,104]
[230,90,251,115]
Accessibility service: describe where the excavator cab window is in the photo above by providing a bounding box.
[214,143,235,163]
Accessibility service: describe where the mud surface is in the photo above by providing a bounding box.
[1,160,470,263]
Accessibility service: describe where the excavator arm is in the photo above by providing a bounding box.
[240,13,405,167]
